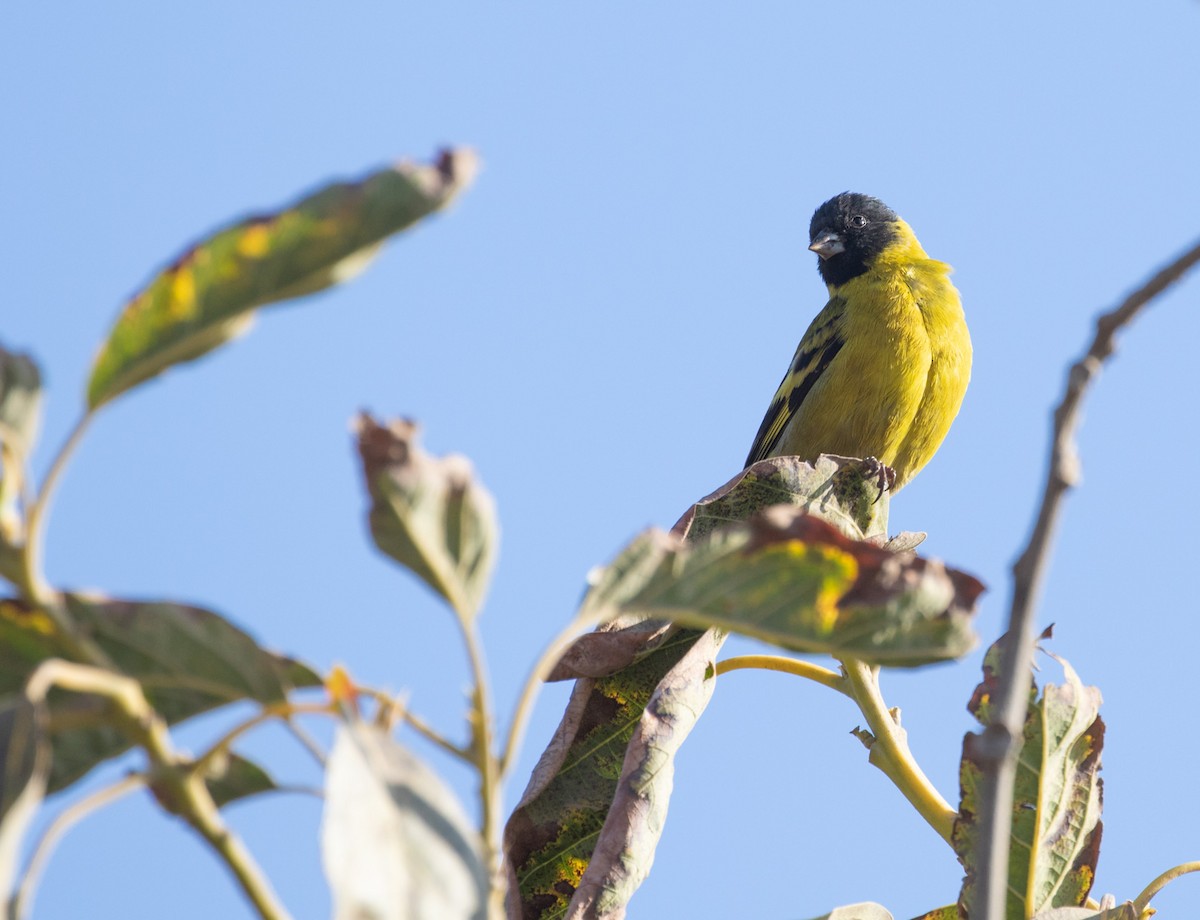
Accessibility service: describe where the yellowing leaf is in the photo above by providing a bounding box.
[87,148,479,409]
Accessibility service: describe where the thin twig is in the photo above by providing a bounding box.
[1132,860,1200,914]
[497,611,602,778]
[193,702,334,776]
[455,615,503,912]
[21,413,92,603]
[282,717,329,768]
[356,685,473,762]
[25,660,292,920]
[973,237,1200,920]
[401,708,473,763]
[12,774,144,919]
[714,654,848,694]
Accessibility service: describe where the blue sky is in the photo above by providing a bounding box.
[4,3,1200,918]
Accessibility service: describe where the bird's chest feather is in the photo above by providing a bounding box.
[795,271,932,459]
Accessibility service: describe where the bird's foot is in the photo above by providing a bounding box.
[861,457,896,503]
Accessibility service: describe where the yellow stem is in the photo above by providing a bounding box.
[841,658,956,844]
[1133,860,1200,914]
[715,654,848,694]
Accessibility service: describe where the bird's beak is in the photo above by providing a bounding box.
[808,229,845,260]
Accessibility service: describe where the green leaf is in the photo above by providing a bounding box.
[0,595,319,793]
[199,753,278,809]
[583,506,982,667]
[0,695,49,902]
[322,721,487,920]
[504,457,939,919]
[677,454,892,543]
[954,643,1104,919]
[87,148,479,410]
[355,413,498,621]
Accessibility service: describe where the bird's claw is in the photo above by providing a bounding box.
[862,457,896,503]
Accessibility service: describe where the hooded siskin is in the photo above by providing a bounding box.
[745,192,971,491]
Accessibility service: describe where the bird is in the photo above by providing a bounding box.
[744,192,971,492]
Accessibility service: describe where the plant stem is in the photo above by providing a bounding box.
[841,658,955,844]
[13,774,143,919]
[715,654,848,694]
[193,702,333,776]
[456,616,502,905]
[21,413,91,604]
[26,660,291,920]
[1132,860,1200,914]
[14,413,115,669]
[498,612,600,777]
[402,707,473,763]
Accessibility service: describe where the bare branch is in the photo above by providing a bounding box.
[972,236,1200,919]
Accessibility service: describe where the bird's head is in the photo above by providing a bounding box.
[808,192,901,287]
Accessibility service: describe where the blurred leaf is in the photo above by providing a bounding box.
[322,720,487,920]
[0,596,319,793]
[355,413,497,621]
[581,507,982,667]
[0,347,41,464]
[0,696,48,901]
[954,643,1104,919]
[0,347,42,558]
[199,752,277,809]
[87,148,479,410]
[806,904,894,920]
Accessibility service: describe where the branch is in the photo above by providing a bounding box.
[842,659,956,843]
[25,660,292,920]
[972,236,1200,920]
[11,774,143,919]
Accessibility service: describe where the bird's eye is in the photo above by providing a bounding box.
[850,214,867,228]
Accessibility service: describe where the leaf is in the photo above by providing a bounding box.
[0,695,49,901]
[581,507,982,667]
[322,720,487,920]
[0,347,42,560]
[504,457,951,920]
[1030,908,1132,920]
[87,148,479,409]
[954,643,1104,919]
[0,595,319,793]
[675,454,892,543]
[806,903,894,920]
[504,628,721,920]
[909,908,958,920]
[0,347,41,464]
[200,753,278,809]
[355,413,498,621]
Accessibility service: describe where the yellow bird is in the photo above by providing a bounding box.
[745,192,971,491]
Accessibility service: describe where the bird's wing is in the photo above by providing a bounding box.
[744,295,847,467]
